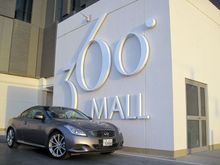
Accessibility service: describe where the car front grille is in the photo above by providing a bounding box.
[90,130,115,137]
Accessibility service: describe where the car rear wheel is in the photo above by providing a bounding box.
[6,128,18,148]
[48,131,68,159]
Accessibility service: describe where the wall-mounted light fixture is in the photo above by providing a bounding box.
[80,13,92,22]
[145,18,157,29]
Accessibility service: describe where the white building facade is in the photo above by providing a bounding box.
[54,0,220,158]
[2,0,219,158]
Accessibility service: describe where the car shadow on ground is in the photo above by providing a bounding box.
[22,146,120,165]
[31,146,116,160]
[1,134,116,161]
[0,135,6,143]
[1,139,116,163]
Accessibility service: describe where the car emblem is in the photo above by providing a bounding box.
[103,132,109,136]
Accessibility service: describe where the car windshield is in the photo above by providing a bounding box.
[46,107,89,120]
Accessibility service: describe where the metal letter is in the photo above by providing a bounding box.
[114,33,149,76]
[76,40,111,91]
[126,94,136,119]
[64,62,78,108]
[137,93,142,118]
[91,97,108,119]
[109,96,125,119]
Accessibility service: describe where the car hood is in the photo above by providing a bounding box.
[54,119,116,131]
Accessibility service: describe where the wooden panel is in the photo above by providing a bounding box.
[0,0,16,18]
[31,0,47,28]
[41,23,57,77]
[27,26,39,77]
[0,16,13,72]
[9,20,31,76]
[35,28,44,78]
[44,0,56,28]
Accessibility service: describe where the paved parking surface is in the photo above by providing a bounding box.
[0,135,219,165]
[179,150,220,165]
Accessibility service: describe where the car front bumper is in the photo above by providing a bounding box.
[65,133,123,153]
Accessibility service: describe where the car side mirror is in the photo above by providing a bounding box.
[34,114,44,121]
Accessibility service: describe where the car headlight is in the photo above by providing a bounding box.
[64,125,86,136]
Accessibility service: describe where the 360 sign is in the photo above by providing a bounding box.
[64,13,152,109]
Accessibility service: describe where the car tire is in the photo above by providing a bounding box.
[47,131,69,159]
[6,128,18,148]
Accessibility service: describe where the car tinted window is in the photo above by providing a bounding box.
[31,109,44,119]
[47,107,89,120]
[20,109,32,118]
[20,107,44,119]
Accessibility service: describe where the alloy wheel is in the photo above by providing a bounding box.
[48,132,66,158]
[7,128,15,147]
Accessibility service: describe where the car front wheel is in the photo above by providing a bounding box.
[6,128,18,148]
[48,131,68,159]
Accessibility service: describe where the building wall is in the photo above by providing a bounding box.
[0,0,100,131]
[0,0,16,18]
[0,0,103,131]
[40,22,57,78]
[0,0,55,130]
[0,74,40,129]
[0,16,13,72]
[169,0,220,151]
[54,0,174,152]
[0,74,55,130]
[0,0,100,78]
[9,20,34,76]
[32,0,48,28]
[0,0,55,78]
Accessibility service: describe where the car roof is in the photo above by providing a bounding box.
[29,105,75,111]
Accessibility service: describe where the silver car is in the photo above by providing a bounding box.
[6,106,123,159]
